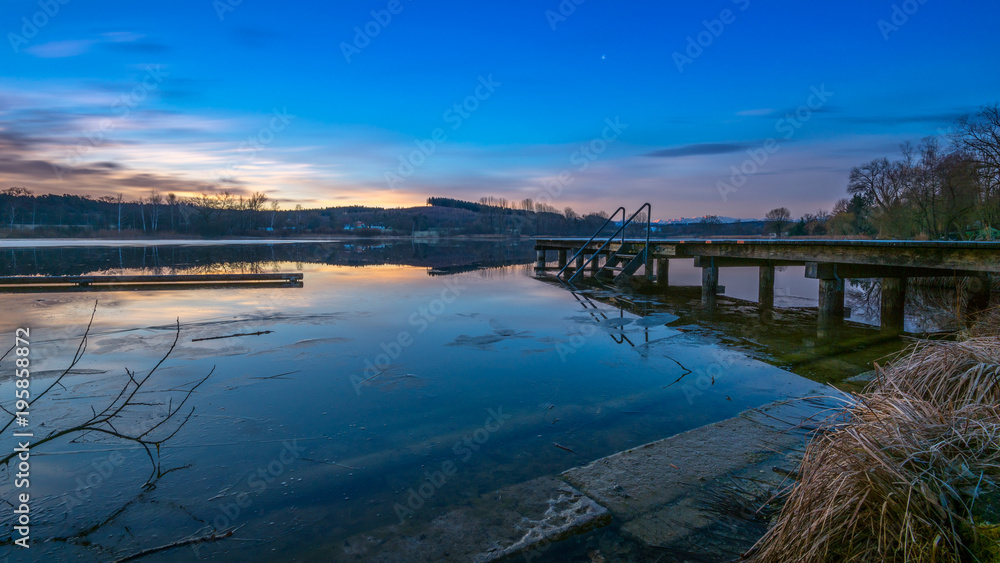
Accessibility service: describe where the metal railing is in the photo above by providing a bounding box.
[557,207,626,279]
[565,203,652,284]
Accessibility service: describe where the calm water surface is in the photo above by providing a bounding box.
[0,240,906,561]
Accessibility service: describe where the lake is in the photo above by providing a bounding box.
[0,239,914,561]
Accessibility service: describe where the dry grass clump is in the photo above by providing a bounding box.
[968,307,1000,338]
[876,338,1000,408]
[748,309,1000,563]
[750,393,1000,562]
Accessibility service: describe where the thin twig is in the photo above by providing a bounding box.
[112,528,237,562]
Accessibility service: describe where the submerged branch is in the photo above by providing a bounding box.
[0,307,214,487]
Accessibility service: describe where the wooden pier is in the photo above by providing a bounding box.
[535,238,999,333]
[0,273,303,291]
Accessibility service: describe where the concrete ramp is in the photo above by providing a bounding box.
[562,395,829,557]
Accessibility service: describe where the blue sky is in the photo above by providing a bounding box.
[1,0,998,219]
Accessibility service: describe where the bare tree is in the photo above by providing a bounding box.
[147,190,162,232]
[954,104,1000,230]
[2,187,31,230]
[243,192,268,233]
[764,207,792,236]
[166,192,178,232]
[848,157,903,214]
[116,193,123,231]
[269,200,280,231]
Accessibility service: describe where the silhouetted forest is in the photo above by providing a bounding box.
[0,189,736,238]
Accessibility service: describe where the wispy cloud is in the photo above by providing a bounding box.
[644,143,752,158]
[25,39,97,58]
[23,32,166,59]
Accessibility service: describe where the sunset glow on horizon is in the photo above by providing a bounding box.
[2,1,998,219]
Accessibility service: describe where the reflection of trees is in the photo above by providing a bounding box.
[846,277,994,332]
[0,241,537,277]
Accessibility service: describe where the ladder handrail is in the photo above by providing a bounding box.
[567,203,652,284]
[557,207,626,278]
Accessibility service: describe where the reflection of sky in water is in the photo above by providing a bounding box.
[1,258,822,561]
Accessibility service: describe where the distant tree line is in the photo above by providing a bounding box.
[763,104,1000,240]
[427,195,627,236]
[0,187,630,238]
[0,188,284,237]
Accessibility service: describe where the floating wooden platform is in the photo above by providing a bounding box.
[0,273,303,288]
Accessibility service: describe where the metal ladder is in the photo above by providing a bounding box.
[558,203,652,286]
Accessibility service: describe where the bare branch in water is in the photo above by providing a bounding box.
[0,307,214,488]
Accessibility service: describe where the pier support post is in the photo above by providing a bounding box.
[960,274,991,321]
[590,254,600,275]
[881,277,907,334]
[557,250,568,269]
[535,250,546,270]
[657,259,669,287]
[818,278,845,328]
[759,264,775,309]
[575,253,585,271]
[701,260,718,302]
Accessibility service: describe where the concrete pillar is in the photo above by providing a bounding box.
[657,259,669,287]
[535,250,545,269]
[818,278,845,328]
[557,250,568,269]
[759,264,775,309]
[590,254,600,274]
[881,277,907,334]
[961,274,991,320]
[575,253,585,271]
[701,260,718,302]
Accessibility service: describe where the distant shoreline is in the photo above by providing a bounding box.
[0,234,532,248]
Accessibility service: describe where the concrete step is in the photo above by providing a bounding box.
[339,476,610,562]
[563,394,830,556]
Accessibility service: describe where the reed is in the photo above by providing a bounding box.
[748,309,1000,563]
